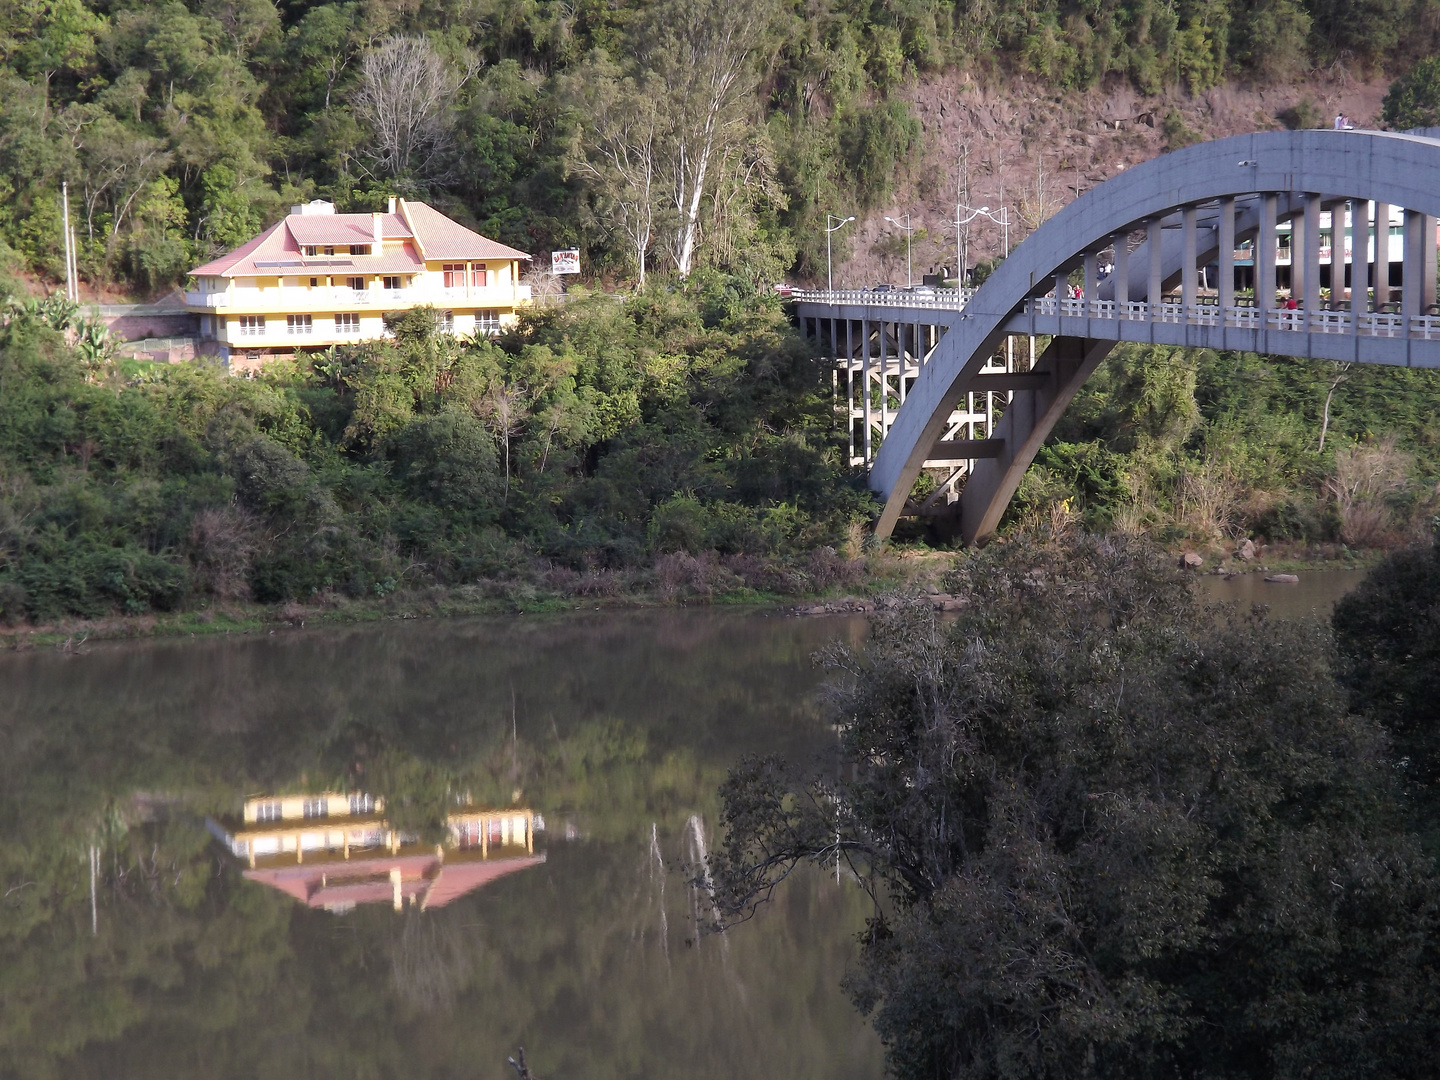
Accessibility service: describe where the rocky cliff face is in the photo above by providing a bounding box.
[832,74,1390,286]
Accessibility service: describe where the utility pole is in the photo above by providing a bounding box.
[62,181,77,302]
[957,144,970,286]
[826,214,854,291]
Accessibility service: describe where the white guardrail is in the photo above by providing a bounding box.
[793,289,1440,340]
[790,287,974,309]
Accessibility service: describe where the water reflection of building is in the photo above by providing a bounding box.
[207,793,544,913]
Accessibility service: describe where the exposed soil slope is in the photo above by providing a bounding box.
[836,73,1390,286]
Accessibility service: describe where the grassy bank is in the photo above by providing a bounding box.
[0,540,1390,653]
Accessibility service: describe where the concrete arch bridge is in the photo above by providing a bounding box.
[793,130,1440,543]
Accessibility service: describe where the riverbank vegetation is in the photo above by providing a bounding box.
[0,0,1437,295]
[5,286,1440,631]
[0,284,877,627]
[1008,341,1440,560]
[713,533,1440,1079]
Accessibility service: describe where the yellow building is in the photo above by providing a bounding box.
[207,791,543,913]
[187,197,532,373]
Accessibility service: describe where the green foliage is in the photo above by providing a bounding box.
[1161,107,1201,150]
[714,535,1440,1079]
[1333,532,1440,828]
[1384,56,1440,130]
[1009,343,1440,544]
[0,286,870,620]
[0,0,1426,293]
[1282,94,1326,129]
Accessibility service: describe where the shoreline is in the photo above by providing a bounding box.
[0,543,1384,652]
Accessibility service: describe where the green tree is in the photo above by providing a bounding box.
[713,535,1440,1079]
[1383,56,1440,131]
[12,0,103,134]
[1333,531,1440,832]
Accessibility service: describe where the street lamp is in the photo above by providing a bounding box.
[884,214,915,286]
[825,214,854,292]
[954,204,1011,286]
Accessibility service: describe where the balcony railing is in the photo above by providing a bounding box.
[188,282,532,312]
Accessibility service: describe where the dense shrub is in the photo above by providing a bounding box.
[0,288,870,619]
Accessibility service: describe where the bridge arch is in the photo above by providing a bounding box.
[795,129,1440,543]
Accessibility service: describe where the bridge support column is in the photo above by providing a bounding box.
[1259,194,1277,318]
[1113,233,1129,306]
[1147,219,1163,303]
[1290,198,1306,306]
[879,320,889,442]
[1426,215,1438,311]
[957,336,1116,545]
[1349,199,1366,324]
[1321,198,1347,306]
[1404,209,1425,320]
[1303,196,1322,318]
[861,316,871,462]
[1084,250,1098,312]
[1182,206,1198,316]
[1218,197,1235,314]
[1376,202,1391,306]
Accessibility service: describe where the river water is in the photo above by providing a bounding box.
[1195,567,1371,618]
[0,570,1370,1078]
[0,611,880,1079]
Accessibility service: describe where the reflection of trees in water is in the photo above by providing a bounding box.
[0,613,884,1076]
[388,908,477,1013]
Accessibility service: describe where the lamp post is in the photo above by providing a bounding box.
[825,214,854,291]
[884,213,915,286]
[953,204,1011,285]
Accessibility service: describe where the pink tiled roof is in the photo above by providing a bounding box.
[287,212,411,247]
[192,217,425,277]
[191,199,528,278]
[400,200,530,261]
[192,222,286,276]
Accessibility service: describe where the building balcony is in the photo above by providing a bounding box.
[187,283,533,314]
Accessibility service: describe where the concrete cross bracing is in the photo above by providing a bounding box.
[793,129,1440,543]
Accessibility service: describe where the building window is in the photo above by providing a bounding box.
[348,793,375,815]
[304,245,318,256]
[346,276,365,291]
[324,245,335,256]
[442,263,464,288]
[238,315,265,337]
[474,309,501,335]
[287,314,313,335]
[437,309,454,333]
[472,266,487,287]
[254,800,282,822]
[350,244,371,255]
[302,796,328,819]
[335,313,361,334]
[382,276,401,291]
[309,277,318,287]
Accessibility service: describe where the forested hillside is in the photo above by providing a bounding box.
[1,0,1436,295]
[3,0,1440,626]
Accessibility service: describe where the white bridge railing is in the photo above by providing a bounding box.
[790,287,973,310]
[795,288,1440,340]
